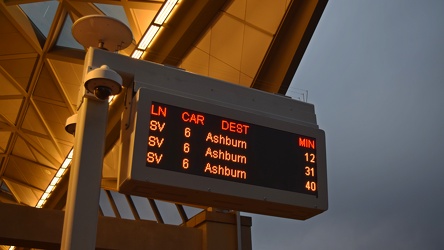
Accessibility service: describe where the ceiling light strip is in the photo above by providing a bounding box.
[9,150,73,250]
[154,0,178,25]
[131,0,178,59]
[138,25,161,50]
[35,148,73,208]
[131,50,144,59]
[34,94,112,209]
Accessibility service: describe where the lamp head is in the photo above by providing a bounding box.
[84,65,122,100]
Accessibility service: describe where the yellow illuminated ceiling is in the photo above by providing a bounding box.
[0,0,326,212]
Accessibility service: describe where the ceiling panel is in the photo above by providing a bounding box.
[33,64,66,103]
[0,32,37,56]
[4,178,42,206]
[239,72,253,86]
[11,136,36,162]
[0,99,23,125]
[0,10,16,33]
[0,72,22,96]
[94,3,129,27]
[33,100,73,143]
[4,156,54,190]
[210,14,244,70]
[209,56,241,84]
[179,0,291,87]
[179,47,210,76]
[225,0,246,19]
[131,8,159,40]
[0,132,11,153]
[33,145,62,168]
[245,0,288,34]
[22,133,64,165]
[21,104,49,135]
[0,56,37,91]
[195,27,211,53]
[241,24,272,78]
[65,1,102,19]
[48,58,83,107]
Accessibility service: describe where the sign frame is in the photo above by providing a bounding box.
[119,87,327,220]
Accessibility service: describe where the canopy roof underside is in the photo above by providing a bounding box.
[0,0,326,216]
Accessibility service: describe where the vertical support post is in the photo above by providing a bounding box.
[236,211,242,250]
[60,93,109,249]
[185,209,252,250]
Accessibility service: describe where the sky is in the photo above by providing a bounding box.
[250,0,444,249]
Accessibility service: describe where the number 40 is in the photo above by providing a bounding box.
[305,181,316,191]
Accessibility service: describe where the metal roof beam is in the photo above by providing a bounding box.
[252,0,328,94]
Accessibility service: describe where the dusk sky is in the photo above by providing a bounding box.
[250,0,444,249]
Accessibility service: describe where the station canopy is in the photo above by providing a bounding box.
[0,0,326,210]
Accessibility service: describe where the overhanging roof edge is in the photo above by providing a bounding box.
[252,0,328,94]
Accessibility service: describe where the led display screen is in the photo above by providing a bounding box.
[119,87,327,220]
[147,102,319,196]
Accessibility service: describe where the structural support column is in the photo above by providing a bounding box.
[186,209,252,250]
[61,94,109,249]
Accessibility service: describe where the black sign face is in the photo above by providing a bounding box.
[120,87,327,220]
[146,102,318,196]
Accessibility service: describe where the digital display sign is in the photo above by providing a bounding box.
[147,101,318,196]
[119,87,327,220]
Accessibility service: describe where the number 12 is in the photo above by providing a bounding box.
[304,153,316,163]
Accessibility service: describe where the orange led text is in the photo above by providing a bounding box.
[149,120,165,132]
[182,112,205,125]
[148,135,164,148]
[147,152,163,164]
[299,137,315,149]
[151,104,167,117]
[204,163,247,180]
[221,120,249,134]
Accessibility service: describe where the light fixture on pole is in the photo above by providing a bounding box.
[61,15,132,250]
[84,65,123,100]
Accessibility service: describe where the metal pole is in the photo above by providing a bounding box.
[236,211,242,250]
[60,94,109,249]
